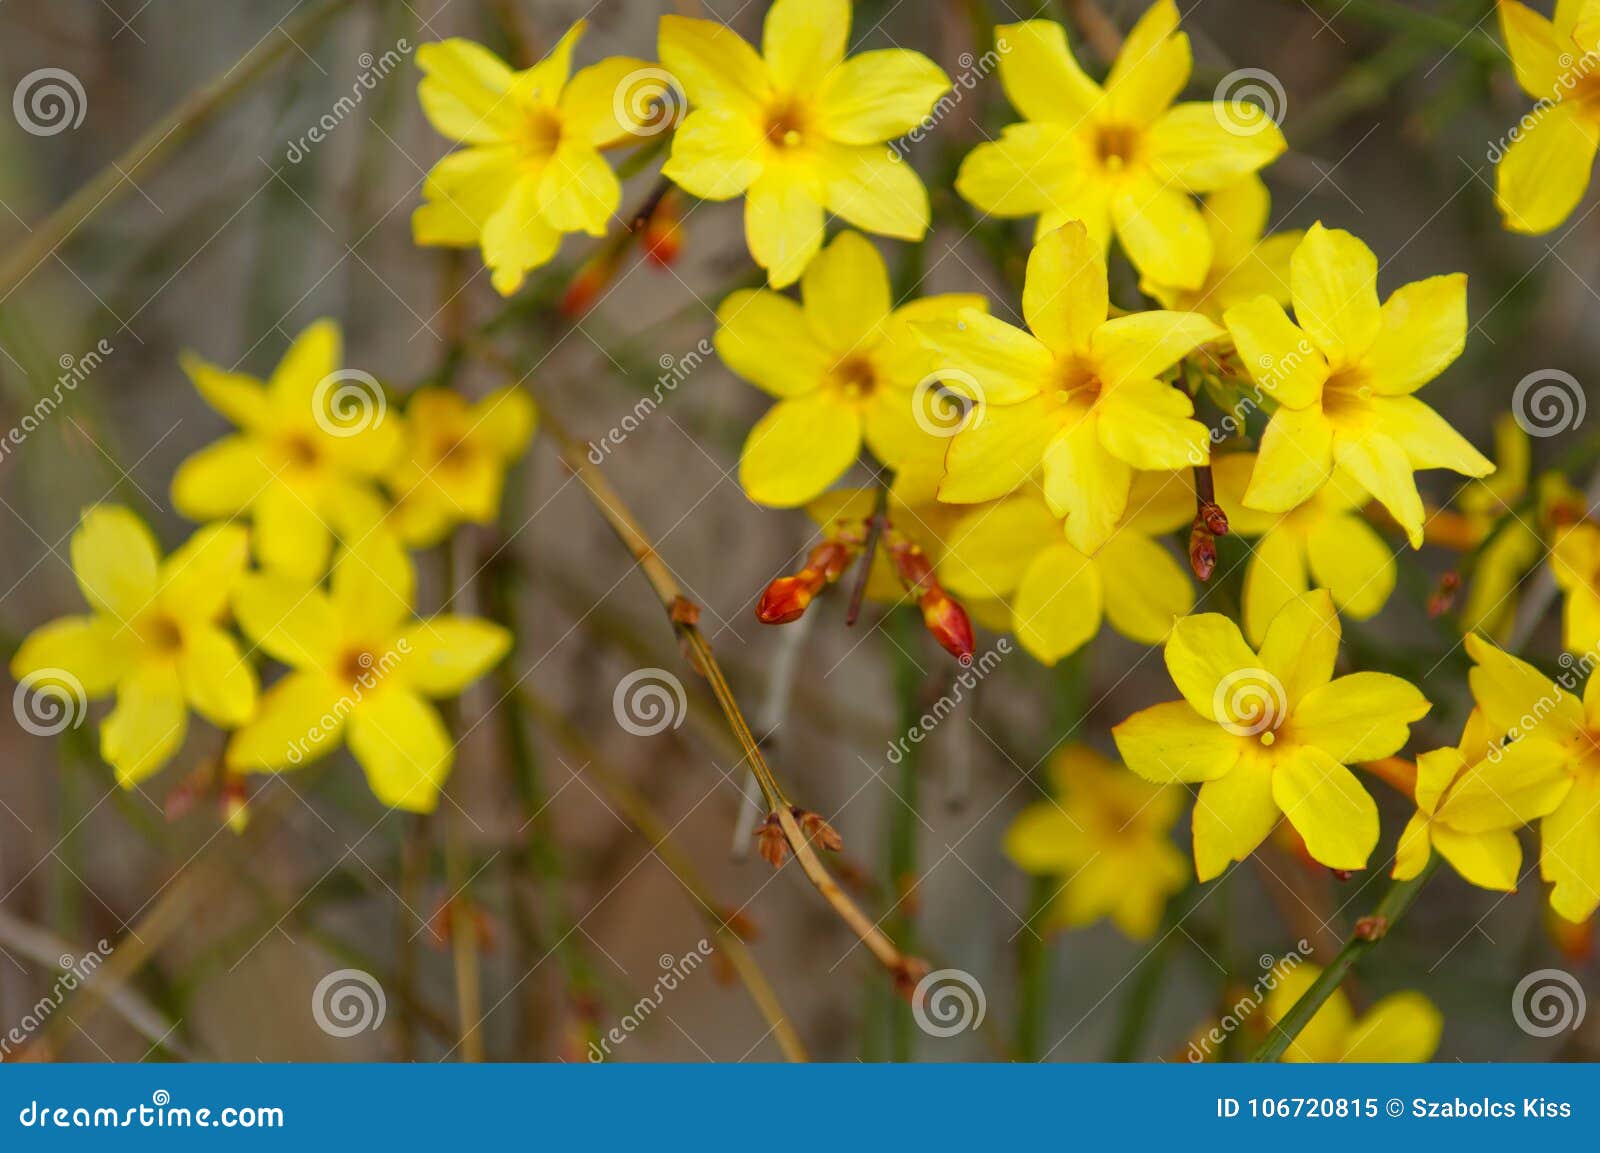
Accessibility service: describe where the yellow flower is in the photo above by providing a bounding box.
[1224,224,1492,547]
[659,0,950,287]
[413,23,655,294]
[917,221,1220,554]
[1394,707,1571,890]
[955,4,1285,290]
[385,385,537,547]
[1114,590,1430,880]
[1494,0,1600,234]
[720,230,985,507]
[1553,519,1600,654]
[1140,175,1302,322]
[226,532,510,812]
[171,320,399,582]
[1213,454,1394,646]
[1004,745,1189,939]
[939,470,1194,665]
[1465,633,1600,921]
[10,508,256,787]
[1263,962,1442,1062]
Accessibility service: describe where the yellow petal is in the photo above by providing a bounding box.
[1436,738,1572,832]
[470,385,537,460]
[1305,511,1395,620]
[72,505,159,620]
[1124,467,1200,534]
[179,624,258,728]
[1096,377,1210,470]
[1271,745,1380,871]
[1377,396,1494,477]
[560,57,663,145]
[1147,102,1286,191]
[816,49,950,143]
[1091,309,1222,388]
[1198,231,1301,316]
[993,20,1102,123]
[253,481,333,582]
[1113,700,1242,783]
[400,617,512,697]
[1291,672,1430,762]
[11,615,128,697]
[171,439,267,524]
[661,110,763,199]
[1222,296,1328,408]
[160,521,251,625]
[763,0,848,92]
[1495,98,1599,235]
[954,125,1085,217]
[1541,777,1600,921]
[1264,962,1352,1063]
[1111,176,1211,291]
[1361,274,1466,395]
[1341,993,1442,1062]
[1291,223,1381,364]
[939,497,1062,599]
[746,169,825,288]
[1256,587,1339,708]
[917,307,1053,406]
[1191,745,1278,880]
[1243,404,1334,512]
[1012,544,1102,664]
[1003,804,1080,873]
[331,530,415,637]
[348,689,454,812]
[1164,610,1260,720]
[512,20,583,107]
[481,172,563,295]
[1023,221,1107,355]
[1097,531,1193,643]
[227,670,343,771]
[819,141,930,240]
[416,39,519,145]
[861,384,937,469]
[103,661,188,787]
[1465,632,1585,739]
[1242,525,1307,648]
[1105,0,1189,125]
[1201,174,1270,268]
[1333,431,1425,548]
[715,289,831,399]
[939,395,1059,503]
[657,15,771,117]
[802,231,891,351]
[739,393,862,507]
[1498,0,1567,99]
[1043,415,1132,554]
[233,574,341,670]
[412,146,521,246]
[1392,811,1434,881]
[536,141,620,236]
[180,352,268,429]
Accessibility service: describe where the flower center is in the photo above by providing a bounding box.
[143,613,184,654]
[1094,123,1142,171]
[1052,356,1103,404]
[279,432,322,470]
[830,355,877,399]
[435,434,475,471]
[522,109,563,160]
[764,99,812,150]
[337,646,380,685]
[1321,365,1374,420]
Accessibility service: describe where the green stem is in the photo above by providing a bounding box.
[1250,857,1441,1062]
[1016,875,1055,1061]
[885,609,924,1061]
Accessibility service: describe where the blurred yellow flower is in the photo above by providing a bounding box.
[1140,175,1301,322]
[1394,707,1571,890]
[1213,454,1394,646]
[227,532,510,812]
[385,385,537,547]
[1264,962,1442,1062]
[1004,744,1189,939]
[413,23,655,294]
[171,320,398,582]
[1465,633,1600,921]
[1553,519,1600,654]
[659,0,950,287]
[720,230,984,507]
[938,471,1194,665]
[1114,590,1429,880]
[1224,224,1492,547]
[10,507,256,787]
[1494,0,1600,234]
[917,221,1220,554]
[955,3,1285,290]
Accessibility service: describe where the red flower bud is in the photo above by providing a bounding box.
[757,576,813,624]
[921,589,975,662]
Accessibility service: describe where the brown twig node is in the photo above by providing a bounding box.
[892,956,932,1002]
[1354,915,1389,942]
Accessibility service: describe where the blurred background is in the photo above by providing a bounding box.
[0,0,1596,1062]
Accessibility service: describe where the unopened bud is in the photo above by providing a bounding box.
[1188,523,1217,582]
[754,813,788,869]
[561,246,622,317]
[795,807,843,852]
[757,576,813,624]
[642,198,683,268]
[1427,571,1460,618]
[920,589,975,661]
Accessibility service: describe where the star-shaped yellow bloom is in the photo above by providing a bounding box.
[955,4,1286,291]
[939,471,1194,665]
[918,221,1220,554]
[385,385,537,547]
[227,532,510,813]
[1214,454,1395,646]
[659,0,950,287]
[1224,224,1492,547]
[10,507,257,787]
[1394,708,1572,891]
[1004,745,1189,939]
[414,23,655,294]
[1114,590,1430,880]
[171,320,399,582]
[1263,962,1442,1062]
[1553,519,1600,654]
[720,230,985,507]
[1465,633,1600,921]
[1494,0,1600,234]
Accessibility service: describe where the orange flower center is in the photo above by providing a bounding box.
[144,613,184,654]
[1094,123,1142,170]
[764,99,812,150]
[279,432,322,469]
[338,646,380,685]
[523,109,563,160]
[830,355,878,400]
